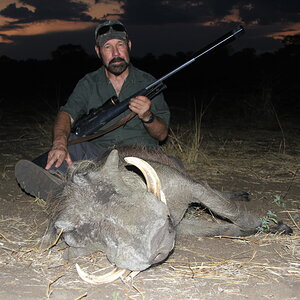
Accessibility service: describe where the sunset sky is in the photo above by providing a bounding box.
[0,0,299,60]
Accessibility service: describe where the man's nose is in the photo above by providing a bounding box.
[112,46,120,57]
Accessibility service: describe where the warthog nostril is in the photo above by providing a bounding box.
[152,253,165,263]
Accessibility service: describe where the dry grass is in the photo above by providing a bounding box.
[0,212,299,298]
[163,123,208,165]
[166,234,300,281]
[159,120,300,289]
[1,110,299,298]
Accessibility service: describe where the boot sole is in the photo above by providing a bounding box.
[15,160,63,200]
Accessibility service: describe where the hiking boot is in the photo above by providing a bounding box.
[15,160,65,200]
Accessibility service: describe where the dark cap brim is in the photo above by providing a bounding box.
[96,31,128,47]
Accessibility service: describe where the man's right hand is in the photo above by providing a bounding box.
[45,111,73,170]
[45,143,73,170]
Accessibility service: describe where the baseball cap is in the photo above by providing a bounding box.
[95,20,128,47]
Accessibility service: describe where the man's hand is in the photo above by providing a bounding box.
[129,96,152,121]
[45,111,73,170]
[129,95,168,141]
[45,143,73,170]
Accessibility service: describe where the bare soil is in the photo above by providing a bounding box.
[0,110,299,300]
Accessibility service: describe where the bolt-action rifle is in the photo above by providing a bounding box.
[72,25,245,137]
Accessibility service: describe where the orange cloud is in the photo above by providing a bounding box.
[0,19,96,37]
[0,15,15,27]
[0,35,13,43]
[0,0,14,11]
[85,0,124,19]
[0,0,35,11]
[0,0,124,43]
[267,23,300,40]
[201,21,217,27]
[221,8,242,23]
[200,8,242,26]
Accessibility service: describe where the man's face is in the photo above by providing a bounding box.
[95,39,131,76]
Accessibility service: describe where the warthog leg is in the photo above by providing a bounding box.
[176,218,256,237]
[189,183,261,234]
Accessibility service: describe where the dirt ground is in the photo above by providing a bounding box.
[0,110,299,300]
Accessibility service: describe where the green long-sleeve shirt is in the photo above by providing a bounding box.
[60,64,170,152]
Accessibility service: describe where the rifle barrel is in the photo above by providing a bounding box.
[74,25,245,136]
[146,26,244,90]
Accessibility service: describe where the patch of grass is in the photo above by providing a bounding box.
[273,195,285,208]
[257,210,278,233]
[33,111,55,138]
[163,100,208,164]
[113,292,124,300]
[33,197,48,210]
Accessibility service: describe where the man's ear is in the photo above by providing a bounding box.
[128,40,132,51]
[95,45,101,59]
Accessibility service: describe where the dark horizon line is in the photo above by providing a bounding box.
[0,45,286,63]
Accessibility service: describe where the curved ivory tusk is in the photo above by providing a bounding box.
[124,157,166,204]
[75,264,126,284]
[125,270,140,281]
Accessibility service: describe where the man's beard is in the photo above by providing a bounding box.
[105,57,129,75]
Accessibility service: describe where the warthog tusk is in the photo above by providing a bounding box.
[124,157,166,204]
[124,270,140,281]
[75,264,127,284]
[160,190,166,204]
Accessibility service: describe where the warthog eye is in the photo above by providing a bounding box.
[168,215,174,233]
[70,171,90,185]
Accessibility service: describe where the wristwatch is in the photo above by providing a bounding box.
[142,112,155,124]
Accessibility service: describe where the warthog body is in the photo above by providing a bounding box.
[43,147,291,272]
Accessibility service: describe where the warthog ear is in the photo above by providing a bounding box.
[101,149,132,194]
[103,149,119,172]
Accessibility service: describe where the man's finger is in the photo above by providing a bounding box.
[65,154,73,166]
[54,156,64,168]
[130,98,150,111]
[45,156,57,170]
[46,152,63,169]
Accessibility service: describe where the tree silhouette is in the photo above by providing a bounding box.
[0,41,298,127]
[51,44,88,61]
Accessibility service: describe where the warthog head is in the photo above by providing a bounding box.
[50,150,176,274]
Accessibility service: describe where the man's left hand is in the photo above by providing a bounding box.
[129,96,152,121]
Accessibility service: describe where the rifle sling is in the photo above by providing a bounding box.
[68,112,136,146]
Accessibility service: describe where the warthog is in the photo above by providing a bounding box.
[42,147,291,283]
